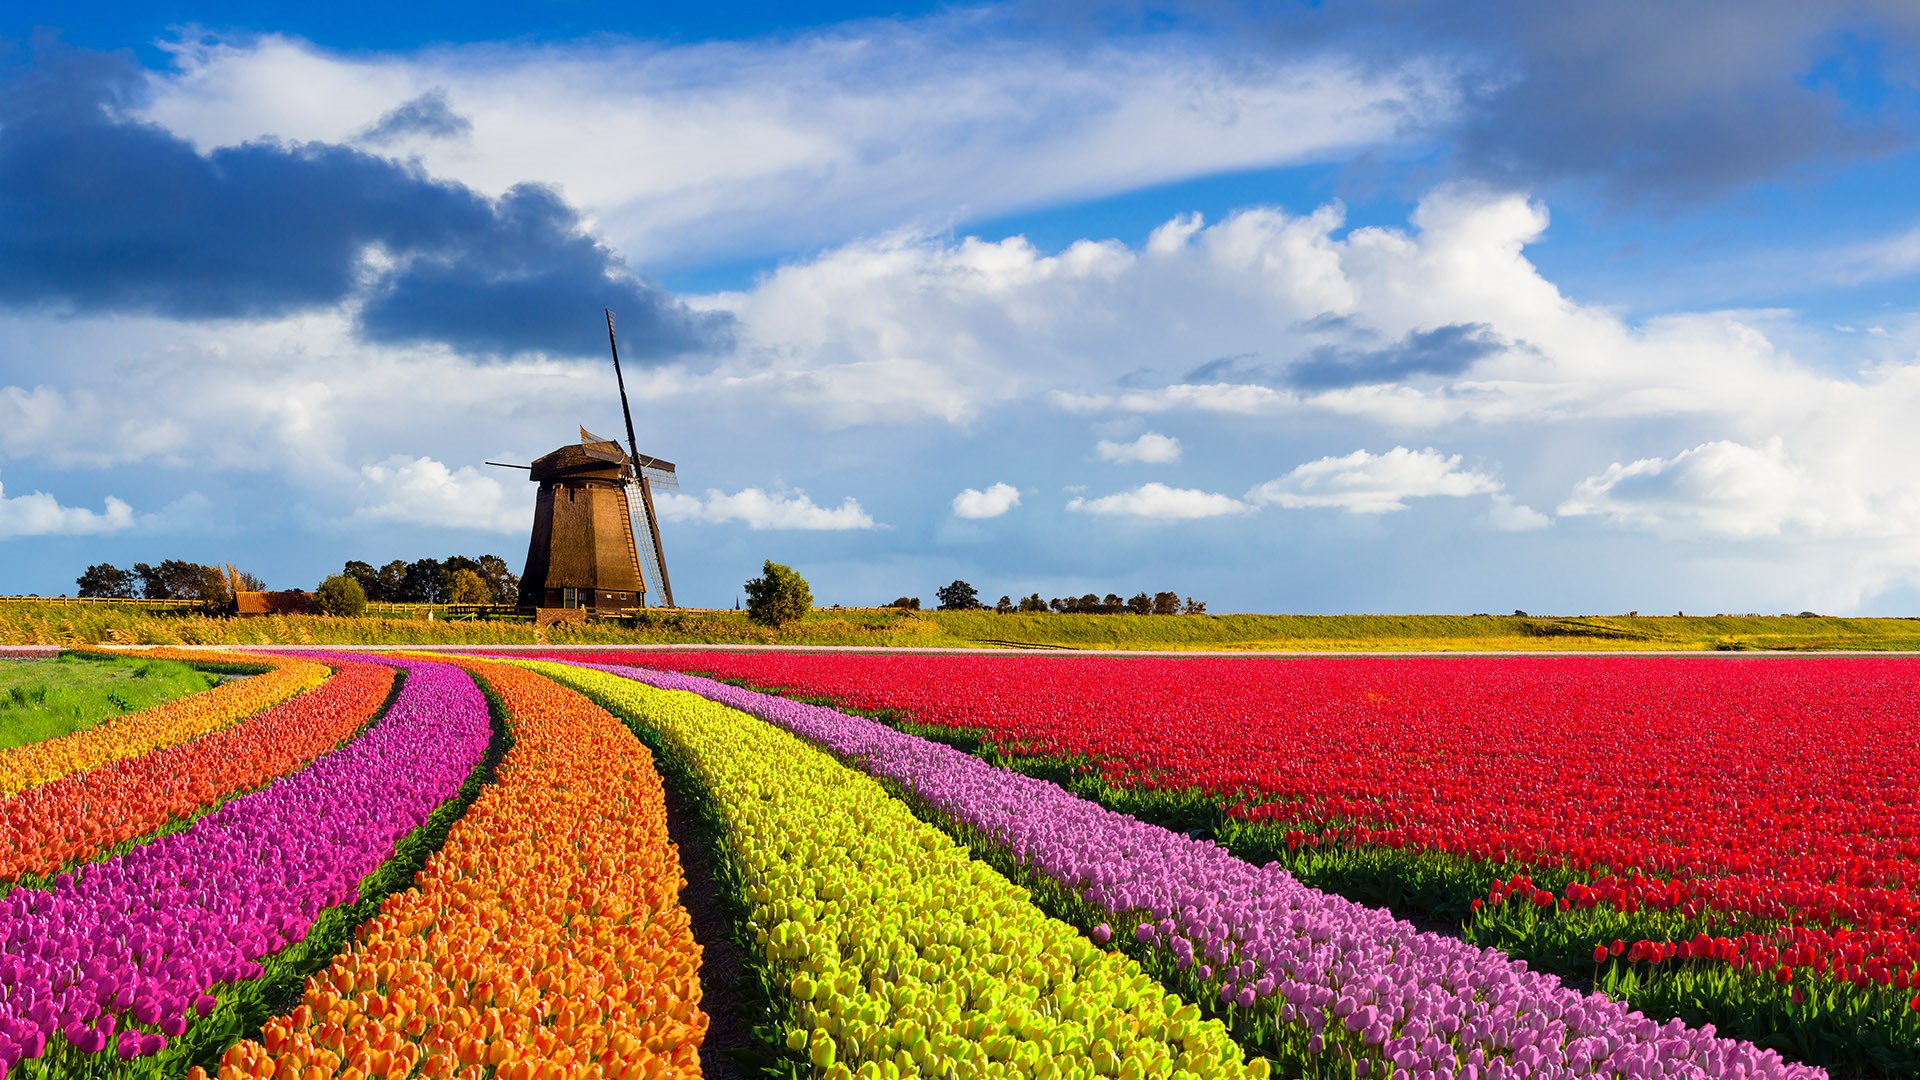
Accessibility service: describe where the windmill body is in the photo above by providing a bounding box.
[518,433,652,613]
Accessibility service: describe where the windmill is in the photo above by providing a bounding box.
[494,310,678,614]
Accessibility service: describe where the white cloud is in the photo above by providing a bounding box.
[0,479,136,539]
[1066,483,1251,520]
[1096,432,1181,464]
[655,488,876,530]
[352,456,525,532]
[1248,447,1502,514]
[1488,493,1552,532]
[142,27,1458,262]
[1557,438,1881,540]
[951,482,1021,519]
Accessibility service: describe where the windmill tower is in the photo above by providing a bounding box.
[510,311,678,614]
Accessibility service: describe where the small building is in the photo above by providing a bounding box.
[234,590,318,617]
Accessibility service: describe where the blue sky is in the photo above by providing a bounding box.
[3,2,1920,613]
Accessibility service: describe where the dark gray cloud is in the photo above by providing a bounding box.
[0,46,727,360]
[1287,323,1507,390]
[359,89,472,145]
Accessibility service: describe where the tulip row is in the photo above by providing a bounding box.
[0,655,490,1078]
[585,651,1920,1069]
[553,658,1823,1080]
[0,649,327,797]
[528,660,1278,1080]
[0,658,397,886]
[196,654,707,1080]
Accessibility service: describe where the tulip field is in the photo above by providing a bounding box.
[0,648,1911,1079]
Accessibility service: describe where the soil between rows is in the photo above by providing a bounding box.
[660,778,755,1080]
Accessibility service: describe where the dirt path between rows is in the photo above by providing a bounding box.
[661,780,757,1080]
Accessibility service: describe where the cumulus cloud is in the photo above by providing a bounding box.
[1556,438,1879,540]
[0,477,136,538]
[1095,432,1181,464]
[1248,447,1502,514]
[1487,493,1552,532]
[951,483,1021,519]
[655,488,876,530]
[1066,483,1251,520]
[352,456,525,532]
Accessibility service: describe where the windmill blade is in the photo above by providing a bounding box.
[640,465,679,491]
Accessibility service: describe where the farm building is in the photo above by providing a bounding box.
[233,590,317,616]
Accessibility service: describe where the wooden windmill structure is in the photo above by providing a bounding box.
[504,311,678,615]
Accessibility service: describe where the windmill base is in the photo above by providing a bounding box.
[533,607,592,629]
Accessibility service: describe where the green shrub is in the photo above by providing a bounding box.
[313,574,368,618]
[744,561,812,627]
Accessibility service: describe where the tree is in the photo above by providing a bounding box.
[745,561,812,626]
[1182,597,1207,615]
[400,558,445,603]
[132,559,228,609]
[1018,593,1048,613]
[343,560,382,601]
[76,563,137,598]
[314,574,367,617]
[448,569,490,605]
[1126,592,1152,615]
[889,597,921,610]
[1101,593,1123,614]
[936,580,980,611]
[474,555,519,606]
[994,595,1013,614]
[440,555,481,600]
[237,570,267,591]
[1152,591,1181,615]
[376,560,408,602]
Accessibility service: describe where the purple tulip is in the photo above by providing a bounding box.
[575,661,1829,1080]
[0,656,488,1068]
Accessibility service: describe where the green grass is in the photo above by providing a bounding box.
[0,651,224,750]
[4,599,1920,650]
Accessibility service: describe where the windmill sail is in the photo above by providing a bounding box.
[604,309,676,608]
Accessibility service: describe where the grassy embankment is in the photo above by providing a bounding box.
[2,598,1919,650]
[0,651,224,749]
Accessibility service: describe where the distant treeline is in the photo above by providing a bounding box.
[72,556,520,609]
[894,581,1206,615]
[76,560,262,605]
[340,556,519,606]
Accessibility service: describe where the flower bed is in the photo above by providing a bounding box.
[0,659,396,885]
[526,661,1274,1080]
[557,658,1827,1080]
[573,650,1920,1072]
[196,654,707,1080]
[0,656,488,1077]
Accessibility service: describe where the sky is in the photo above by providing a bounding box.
[2,1,1920,614]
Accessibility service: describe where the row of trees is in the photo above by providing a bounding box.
[74,555,519,610]
[339,556,518,606]
[901,581,1206,614]
[76,561,264,605]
